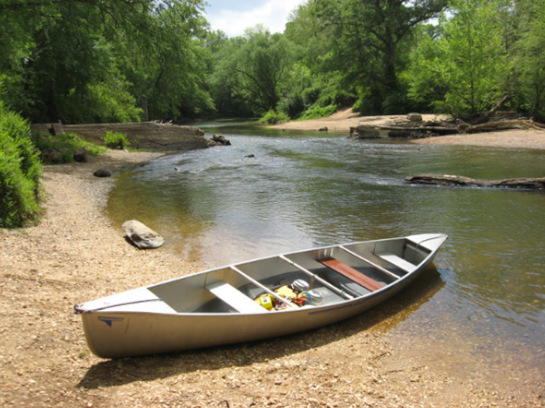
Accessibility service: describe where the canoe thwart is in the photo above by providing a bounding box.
[207,281,268,314]
[320,258,384,292]
[377,253,415,273]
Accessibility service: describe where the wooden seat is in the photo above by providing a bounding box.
[377,254,415,273]
[207,282,267,314]
[320,258,384,292]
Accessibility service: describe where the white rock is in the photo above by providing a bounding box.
[122,220,165,249]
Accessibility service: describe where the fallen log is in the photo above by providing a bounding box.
[465,119,545,133]
[379,125,459,133]
[381,119,545,136]
[405,174,545,190]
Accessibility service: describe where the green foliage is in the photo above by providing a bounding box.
[514,0,545,121]
[314,0,447,114]
[2,0,545,124]
[259,110,290,125]
[102,131,130,150]
[0,0,211,123]
[34,133,106,164]
[0,103,42,228]
[299,104,338,121]
[407,0,510,118]
[277,94,305,119]
[210,27,294,116]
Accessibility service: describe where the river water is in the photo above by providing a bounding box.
[107,122,545,373]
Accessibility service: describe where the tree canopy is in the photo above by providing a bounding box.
[1,0,544,123]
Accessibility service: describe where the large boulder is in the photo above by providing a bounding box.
[122,220,165,249]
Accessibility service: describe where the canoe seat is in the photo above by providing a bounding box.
[377,254,415,273]
[207,281,267,314]
[320,258,384,292]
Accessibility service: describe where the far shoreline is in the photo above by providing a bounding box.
[270,109,545,150]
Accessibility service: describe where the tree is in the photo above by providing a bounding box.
[514,0,545,121]
[283,1,344,118]
[0,0,212,123]
[214,27,294,115]
[319,0,447,114]
[206,31,255,117]
[122,1,214,120]
[407,0,510,118]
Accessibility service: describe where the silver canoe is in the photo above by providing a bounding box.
[75,233,447,358]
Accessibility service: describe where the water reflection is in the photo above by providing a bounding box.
[107,127,545,364]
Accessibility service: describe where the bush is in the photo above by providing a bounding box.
[34,132,106,164]
[299,104,337,120]
[102,131,130,150]
[277,94,305,119]
[259,110,290,124]
[0,104,43,228]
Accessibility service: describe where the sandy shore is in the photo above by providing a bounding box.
[273,109,545,150]
[1,144,543,406]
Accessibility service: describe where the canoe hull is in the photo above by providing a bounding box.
[77,233,447,358]
[82,273,414,358]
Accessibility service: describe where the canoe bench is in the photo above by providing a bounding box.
[375,253,415,273]
[207,281,267,314]
[320,258,384,292]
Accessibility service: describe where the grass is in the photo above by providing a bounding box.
[34,132,107,164]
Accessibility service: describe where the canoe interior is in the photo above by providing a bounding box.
[147,235,438,314]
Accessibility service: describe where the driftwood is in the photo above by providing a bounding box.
[462,119,545,133]
[482,95,512,122]
[349,110,545,140]
[379,125,458,134]
[379,119,545,137]
[405,174,545,190]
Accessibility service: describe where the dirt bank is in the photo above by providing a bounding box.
[1,150,543,407]
[270,109,448,134]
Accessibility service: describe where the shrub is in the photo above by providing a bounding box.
[102,131,130,150]
[277,94,305,119]
[34,132,106,164]
[299,104,337,120]
[0,104,43,228]
[259,110,290,125]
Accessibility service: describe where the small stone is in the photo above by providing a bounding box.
[93,169,111,178]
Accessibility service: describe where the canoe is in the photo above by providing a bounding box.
[75,233,447,358]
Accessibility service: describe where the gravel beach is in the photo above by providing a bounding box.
[1,138,544,407]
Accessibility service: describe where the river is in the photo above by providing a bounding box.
[107,122,545,375]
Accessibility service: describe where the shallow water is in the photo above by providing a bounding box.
[107,122,545,369]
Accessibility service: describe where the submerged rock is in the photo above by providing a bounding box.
[122,220,165,249]
[207,134,231,146]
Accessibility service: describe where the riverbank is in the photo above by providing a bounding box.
[1,149,543,407]
[272,109,545,150]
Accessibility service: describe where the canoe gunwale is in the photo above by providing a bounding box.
[78,234,447,316]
